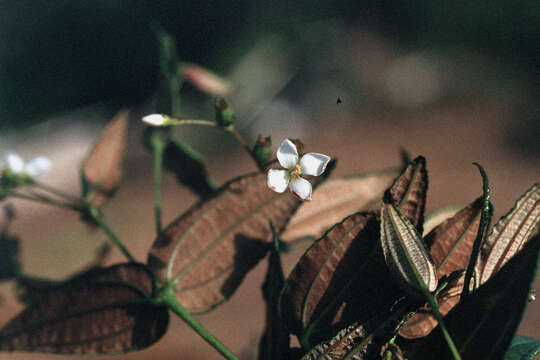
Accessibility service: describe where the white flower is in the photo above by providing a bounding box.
[142,114,168,126]
[267,139,330,201]
[4,152,50,178]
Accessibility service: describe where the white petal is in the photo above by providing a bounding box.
[142,114,166,126]
[25,156,51,177]
[267,169,289,193]
[277,139,299,169]
[300,153,330,176]
[5,152,25,174]
[289,177,313,201]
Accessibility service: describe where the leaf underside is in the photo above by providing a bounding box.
[402,234,540,360]
[148,165,333,313]
[0,263,168,354]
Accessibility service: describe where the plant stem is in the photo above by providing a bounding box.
[7,190,84,212]
[150,131,166,236]
[89,207,136,263]
[31,180,82,203]
[157,285,239,360]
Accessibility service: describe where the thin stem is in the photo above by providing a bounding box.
[157,285,239,360]
[31,180,82,203]
[7,191,84,212]
[150,131,166,236]
[89,208,136,263]
[229,127,254,161]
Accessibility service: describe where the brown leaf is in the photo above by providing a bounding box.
[81,109,129,207]
[400,198,484,339]
[1,264,168,354]
[280,212,403,345]
[384,156,428,234]
[148,166,333,313]
[282,168,399,241]
[480,183,540,283]
[422,206,462,236]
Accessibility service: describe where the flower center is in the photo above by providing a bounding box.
[288,164,302,179]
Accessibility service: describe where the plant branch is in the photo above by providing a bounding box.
[150,131,166,236]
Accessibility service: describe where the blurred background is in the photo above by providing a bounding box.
[0,1,539,359]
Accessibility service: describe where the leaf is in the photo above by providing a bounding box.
[480,183,540,283]
[163,138,217,199]
[422,205,462,236]
[81,109,129,207]
[400,198,484,339]
[384,156,428,234]
[402,234,540,360]
[258,223,289,360]
[0,263,168,354]
[148,164,334,313]
[0,228,19,282]
[280,212,402,346]
[282,167,400,241]
[380,203,437,296]
[504,336,540,360]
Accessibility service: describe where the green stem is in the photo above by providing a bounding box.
[31,180,82,203]
[7,191,84,212]
[150,131,166,236]
[89,207,136,263]
[157,285,239,360]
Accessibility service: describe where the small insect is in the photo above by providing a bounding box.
[336,97,342,104]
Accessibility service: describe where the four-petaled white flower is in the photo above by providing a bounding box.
[4,152,50,178]
[267,139,330,201]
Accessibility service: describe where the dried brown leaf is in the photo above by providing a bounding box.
[1,264,168,354]
[82,109,129,207]
[148,167,333,313]
[480,183,540,283]
[384,156,428,234]
[283,168,399,241]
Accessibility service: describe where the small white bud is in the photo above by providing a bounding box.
[142,114,168,126]
[5,152,25,174]
[25,156,51,177]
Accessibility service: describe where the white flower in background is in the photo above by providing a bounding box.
[267,139,330,201]
[4,152,50,178]
[142,114,168,126]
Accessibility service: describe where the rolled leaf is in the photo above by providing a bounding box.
[81,109,129,207]
[480,183,540,283]
[148,165,333,313]
[282,167,399,241]
[0,264,168,354]
[380,203,437,295]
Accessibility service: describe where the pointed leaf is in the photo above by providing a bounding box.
[403,234,540,360]
[422,205,462,236]
[148,165,334,313]
[282,167,399,241]
[481,183,540,283]
[400,198,484,338]
[384,156,428,234]
[380,203,437,295]
[81,109,129,207]
[0,264,168,354]
[504,336,540,360]
[163,139,217,199]
[281,212,403,345]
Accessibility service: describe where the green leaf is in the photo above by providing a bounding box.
[0,263,168,354]
[504,336,540,360]
[402,234,540,360]
[163,138,217,199]
[148,163,335,314]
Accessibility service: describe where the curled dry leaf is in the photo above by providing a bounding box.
[400,198,484,339]
[148,165,333,313]
[0,263,168,354]
[282,167,399,241]
[480,183,540,283]
[384,156,428,234]
[280,212,402,346]
[81,109,129,207]
[402,234,540,360]
[380,203,437,295]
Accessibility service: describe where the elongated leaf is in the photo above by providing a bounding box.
[380,203,437,296]
[505,336,540,360]
[0,264,168,354]
[148,165,334,313]
[422,205,462,236]
[163,139,217,199]
[480,183,540,283]
[81,109,129,207]
[282,167,399,241]
[384,156,428,234]
[280,212,402,346]
[403,234,540,360]
[400,198,484,338]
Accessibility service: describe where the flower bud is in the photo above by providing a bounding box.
[142,114,170,126]
[214,98,235,128]
[252,135,272,169]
